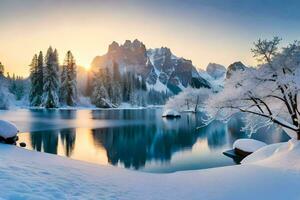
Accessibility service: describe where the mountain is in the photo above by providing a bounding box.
[226,61,247,79]
[206,63,226,79]
[91,39,211,94]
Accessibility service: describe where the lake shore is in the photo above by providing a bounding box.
[0,140,300,200]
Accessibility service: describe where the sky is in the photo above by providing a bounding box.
[1,0,300,77]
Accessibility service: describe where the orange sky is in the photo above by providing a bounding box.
[1,0,298,77]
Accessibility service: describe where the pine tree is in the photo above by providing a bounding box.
[112,82,122,105]
[42,46,59,108]
[112,61,121,82]
[36,51,44,103]
[111,61,122,105]
[91,69,109,108]
[59,61,67,104]
[104,67,113,100]
[141,77,147,91]
[29,54,39,106]
[14,76,25,100]
[59,51,77,106]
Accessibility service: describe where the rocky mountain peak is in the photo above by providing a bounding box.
[206,63,226,79]
[226,61,247,78]
[91,39,212,95]
[108,41,119,53]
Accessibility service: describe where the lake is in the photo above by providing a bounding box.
[0,108,289,173]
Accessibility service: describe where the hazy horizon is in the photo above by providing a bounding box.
[1,0,300,77]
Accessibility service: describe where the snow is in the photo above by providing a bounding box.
[0,120,18,139]
[1,140,300,199]
[146,79,169,93]
[198,70,224,92]
[233,139,267,153]
[242,139,300,170]
[162,109,181,117]
[164,87,212,112]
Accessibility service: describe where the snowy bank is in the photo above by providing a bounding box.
[242,139,300,170]
[0,140,300,200]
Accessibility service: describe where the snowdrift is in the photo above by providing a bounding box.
[242,139,300,170]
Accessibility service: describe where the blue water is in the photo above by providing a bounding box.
[0,108,289,173]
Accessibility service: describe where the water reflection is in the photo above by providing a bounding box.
[13,109,290,173]
[60,129,76,156]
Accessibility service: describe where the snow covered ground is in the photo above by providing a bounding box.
[0,140,300,200]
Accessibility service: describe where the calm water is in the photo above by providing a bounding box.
[0,109,289,173]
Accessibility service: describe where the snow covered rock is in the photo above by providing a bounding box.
[0,120,19,144]
[233,139,267,157]
[162,109,181,118]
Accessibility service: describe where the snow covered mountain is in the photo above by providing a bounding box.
[226,61,247,78]
[206,63,226,79]
[91,39,211,94]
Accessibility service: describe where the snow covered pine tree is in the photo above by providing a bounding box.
[42,47,60,108]
[59,51,77,106]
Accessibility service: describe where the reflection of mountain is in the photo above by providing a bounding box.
[92,125,155,169]
[91,113,234,169]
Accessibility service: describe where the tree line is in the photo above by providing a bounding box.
[90,61,149,108]
[24,48,170,108]
[29,47,77,108]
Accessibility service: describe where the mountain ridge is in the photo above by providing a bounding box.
[91,39,211,94]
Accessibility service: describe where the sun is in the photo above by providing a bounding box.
[83,64,91,71]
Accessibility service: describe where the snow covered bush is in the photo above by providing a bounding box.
[165,87,212,112]
[206,37,300,139]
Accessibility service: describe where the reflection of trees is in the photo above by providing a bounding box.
[59,110,77,119]
[42,131,59,154]
[30,130,59,154]
[91,109,150,120]
[197,120,228,149]
[30,129,76,156]
[30,132,43,151]
[60,129,76,156]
